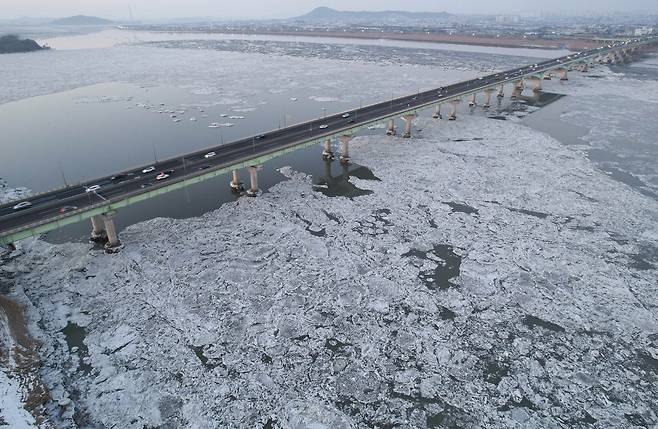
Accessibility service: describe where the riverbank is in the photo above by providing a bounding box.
[134,28,605,51]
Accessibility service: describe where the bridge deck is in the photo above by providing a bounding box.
[0,38,655,245]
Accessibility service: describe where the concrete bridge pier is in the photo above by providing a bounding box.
[402,114,416,138]
[497,85,505,98]
[230,169,244,193]
[322,139,334,160]
[614,52,625,64]
[468,93,477,107]
[247,166,262,197]
[557,67,568,81]
[432,104,442,119]
[483,88,495,109]
[90,215,107,243]
[528,76,542,92]
[339,135,352,164]
[386,119,396,135]
[448,99,460,121]
[511,80,524,99]
[103,212,120,250]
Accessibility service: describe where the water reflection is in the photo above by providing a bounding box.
[314,160,379,199]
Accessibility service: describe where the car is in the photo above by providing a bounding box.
[319,124,329,129]
[142,166,156,174]
[156,173,170,181]
[58,206,78,214]
[204,152,216,159]
[348,119,355,124]
[199,165,212,170]
[256,134,267,140]
[12,201,32,211]
[85,185,101,193]
[111,174,127,182]
[140,182,154,189]
[342,113,350,118]
[478,77,484,80]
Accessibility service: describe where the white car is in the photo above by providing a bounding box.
[204,152,216,159]
[319,124,329,129]
[142,166,156,174]
[85,185,101,193]
[341,113,350,118]
[156,173,170,181]
[12,201,32,211]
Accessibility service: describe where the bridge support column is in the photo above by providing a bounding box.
[322,139,334,160]
[90,215,107,243]
[483,88,495,109]
[511,80,523,99]
[103,212,120,250]
[557,68,568,81]
[448,99,460,121]
[230,170,243,193]
[339,135,352,164]
[528,76,542,92]
[247,166,261,197]
[468,93,477,107]
[497,85,505,98]
[386,119,396,135]
[402,114,416,138]
[432,105,442,120]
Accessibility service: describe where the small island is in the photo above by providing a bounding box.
[0,35,49,54]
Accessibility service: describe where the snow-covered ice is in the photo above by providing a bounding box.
[2,112,657,427]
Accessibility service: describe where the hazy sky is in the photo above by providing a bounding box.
[3,0,658,20]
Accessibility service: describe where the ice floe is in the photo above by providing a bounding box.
[2,111,657,427]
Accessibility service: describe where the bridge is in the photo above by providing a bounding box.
[1,37,655,250]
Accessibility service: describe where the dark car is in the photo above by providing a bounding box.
[199,165,212,170]
[111,174,127,182]
[58,206,78,214]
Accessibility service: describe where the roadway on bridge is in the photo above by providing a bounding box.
[0,40,648,237]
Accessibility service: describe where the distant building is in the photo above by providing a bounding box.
[495,15,520,24]
[634,26,655,36]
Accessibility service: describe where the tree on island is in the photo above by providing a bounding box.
[0,35,49,54]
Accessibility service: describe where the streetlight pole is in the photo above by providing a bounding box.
[57,161,68,188]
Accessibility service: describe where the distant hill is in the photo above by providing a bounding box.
[0,35,48,54]
[50,15,114,26]
[292,7,452,24]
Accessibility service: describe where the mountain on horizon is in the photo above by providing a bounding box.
[292,7,452,24]
[50,15,114,26]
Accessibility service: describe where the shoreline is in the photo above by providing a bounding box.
[132,28,606,51]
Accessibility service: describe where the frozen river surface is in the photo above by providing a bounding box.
[0,33,657,429]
